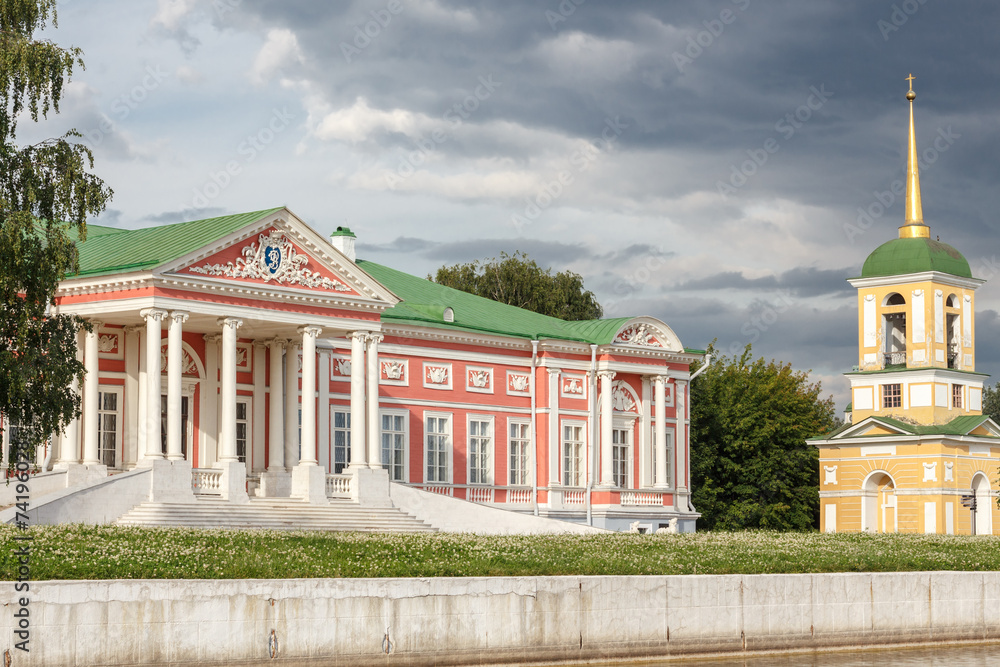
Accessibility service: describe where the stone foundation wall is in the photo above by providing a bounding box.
[3,572,999,666]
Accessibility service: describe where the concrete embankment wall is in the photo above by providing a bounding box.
[3,572,1000,666]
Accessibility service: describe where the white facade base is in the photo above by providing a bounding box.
[390,483,604,534]
[217,461,249,504]
[351,467,392,507]
[5,572,1000,666]
[147,459,197,503]
[258,470,292,498]
[0,468,151,526]
[290,464,327,505]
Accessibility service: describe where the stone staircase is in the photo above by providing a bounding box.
[116,497,436,533]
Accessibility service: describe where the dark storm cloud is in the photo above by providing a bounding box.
[674,267,854,298]
[422,238,591,266]
[358,236,436,254]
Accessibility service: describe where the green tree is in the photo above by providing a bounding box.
[431,251,602,321]
[0,0,112,463]
[690,343,836,531]
[981,382,1000,423]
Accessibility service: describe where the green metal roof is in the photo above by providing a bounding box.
[357,259,636,345]
[71,208,284,277]
[810,414,998,441]
[860,236,972,279]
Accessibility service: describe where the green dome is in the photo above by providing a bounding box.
[861,236,972,279]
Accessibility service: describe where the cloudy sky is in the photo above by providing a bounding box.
[25,0,1000,408]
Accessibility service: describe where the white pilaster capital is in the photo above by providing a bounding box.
[88,319,104,330]
[252,339,269,349]
[123,325,142,335]
[597,370,617,382]
[203,333,222,343]
[653,375,667,387]
[265,337,287,347]
[139,308,168,323]
[366,332,384,345]
[348,330,370,343]
[168,311,190,325]
[218,317,243,331]
[546,367,562,378]
[298,325,323,339]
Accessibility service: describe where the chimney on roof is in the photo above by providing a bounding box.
[330,226,356,262]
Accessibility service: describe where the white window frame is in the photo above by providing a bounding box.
[424,411,452,484]
[507,418,532,486]
[380,408,409,482]
[98,386,124,469]
[467,414,494,485]
[561,419,586,487]
[236,397,251,465]
[612,421,632,489]
[331,409,351,474]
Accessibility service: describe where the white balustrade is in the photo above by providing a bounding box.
[507,488,533,504]
[467,486,494,504]
[563,489,585,505]
[620,491,664,507]
[191,469,223,495]
[422,485,453,497]
[325,474,352,498]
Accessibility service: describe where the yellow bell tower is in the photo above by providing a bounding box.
[846,75,986,425]
[811,76,1000,536]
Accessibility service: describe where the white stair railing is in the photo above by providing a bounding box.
[325,474,352,498]
[191,469,223,495]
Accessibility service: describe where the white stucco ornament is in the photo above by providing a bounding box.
[614,324,662,347]
[191,230,351,291]
[427,366,449,384]
[382,360,404,379]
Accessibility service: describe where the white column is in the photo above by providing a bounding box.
[298,326,322,466]
[598,371,615,486]
[317,351,331,471]
[284,341,299,469]
[252,341,267,471]
[166,312,188,461]
[140,309,167,462]
[366,333,383,468]
[201,334,221,468]
[57,328,84,466]
[547,368,561,488]
[267,339,285,471]
[654,376,668,489]
[82,320,102,465]
[123,325,141,467]
[349,331,367,468]
[676,379,689,495]
[217,317,243,463]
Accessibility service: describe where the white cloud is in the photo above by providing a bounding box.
[251,28,305,86]
[175,65,203,85]
[151,0,199,31]
[313,97,441,143]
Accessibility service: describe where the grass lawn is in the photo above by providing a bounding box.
[2,525,1000,580]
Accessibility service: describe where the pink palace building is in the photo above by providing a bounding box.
[5,207,703,532]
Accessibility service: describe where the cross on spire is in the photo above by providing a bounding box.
[906,73,915,91]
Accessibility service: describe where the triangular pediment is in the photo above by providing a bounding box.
[830,417,914,440]
[160,208,398,305]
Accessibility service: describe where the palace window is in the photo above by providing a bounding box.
[425,413,451,483]
[332,410,350,474]
[380,411,407,482]
[100,389,123,468]
[952,384,963,409]
[562,421,585,487]
[882,383,902,409]
[612,426,630,488]
[158,390,186,462]
[508,420,531,486]
[468,417,493,485]
[235,399,249,464]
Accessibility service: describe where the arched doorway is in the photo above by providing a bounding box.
[972,473,993,535]
[863,472,897,533]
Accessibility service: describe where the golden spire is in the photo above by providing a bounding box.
[900,73,930,239]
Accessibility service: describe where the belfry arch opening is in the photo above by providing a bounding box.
[946,293,961,368]
[882,293,906,367]
[863,472,897,533]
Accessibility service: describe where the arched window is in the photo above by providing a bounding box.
[884,292,905,306]
[863,471,897,533]
[945,294,960,368]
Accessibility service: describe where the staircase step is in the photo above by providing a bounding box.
[115,498,435,533]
